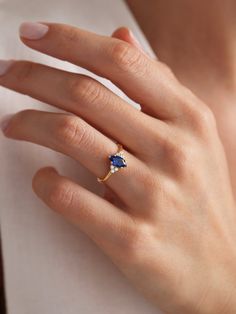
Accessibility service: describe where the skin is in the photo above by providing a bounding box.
[1,3,236,313]
[126,0,236,196]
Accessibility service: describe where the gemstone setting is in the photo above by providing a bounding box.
[109,153,127,173]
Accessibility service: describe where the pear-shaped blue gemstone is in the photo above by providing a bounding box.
[109,155,127,168]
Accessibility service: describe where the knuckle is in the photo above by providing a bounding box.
[110,42,146,75]
[194,105,215,127]
[119,222,152,263]
[176,146,192,169]
[48,181,74,210]
[186,101,217,135]
[199,106,216,127]
[175,88,217,136]
[68,76,103,106]
[54,116,87,147]
[168,141,197,179]
[15,61,35,83]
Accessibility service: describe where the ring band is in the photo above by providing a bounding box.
[97,143,127,183]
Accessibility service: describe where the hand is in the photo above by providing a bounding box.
[1,22,236,314]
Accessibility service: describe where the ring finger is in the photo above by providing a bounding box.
[3,109,153,212]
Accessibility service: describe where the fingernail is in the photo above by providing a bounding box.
[0,60,15,76]
[0,113,14,132]
[19,22,49,40]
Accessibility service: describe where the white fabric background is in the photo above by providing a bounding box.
[0,0,161,313]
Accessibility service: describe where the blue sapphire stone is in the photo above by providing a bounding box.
[109,155,127,168]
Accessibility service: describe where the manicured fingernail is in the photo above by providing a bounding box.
[19,22,49,40]
[0,113,14,132]
[0,60,15,76]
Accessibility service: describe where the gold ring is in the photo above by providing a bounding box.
[97,143,127,183]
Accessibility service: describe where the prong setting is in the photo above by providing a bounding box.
[97,144,127,183]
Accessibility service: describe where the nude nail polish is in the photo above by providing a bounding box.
[19,22,49,40]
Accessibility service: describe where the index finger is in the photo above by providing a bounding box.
[19,21,186,120]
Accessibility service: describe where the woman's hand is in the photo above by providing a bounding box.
[1,22,236,314]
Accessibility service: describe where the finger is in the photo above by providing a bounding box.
[111,27,146,54]
[103,186,124,208]
[0,60,163,155]
[4,109,152,213]
[111,27,161,116]
[18,21,191,120]
[32,166,134,255]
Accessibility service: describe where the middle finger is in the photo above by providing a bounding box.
[0,60,165,155]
